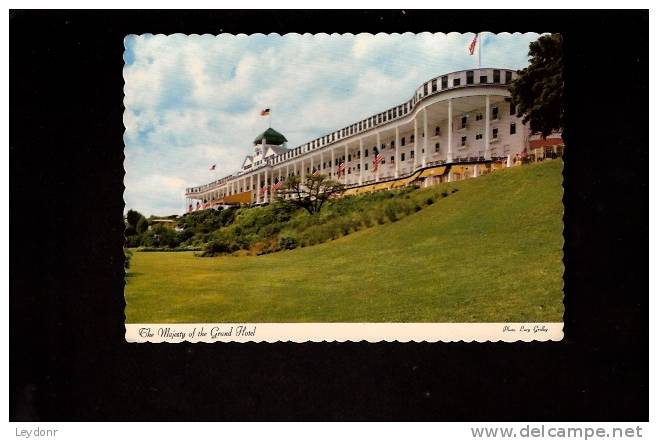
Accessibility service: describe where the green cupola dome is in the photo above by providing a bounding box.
[253,128,288,145]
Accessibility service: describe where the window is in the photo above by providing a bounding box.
[461,136,467,146]
[461,116,467,129]
[492,128,499,139]
[476,113,483,121]
[348,154,351,161]
[365,149,368,157]
[357,150,361,158]
[401,152,406,161]
[423,83,428,95]
[365,163,368,171]
[476,134,483,140]
[510,102,516,115]
[510,123,516,135]
[493,69,501,83]
[390,141,395,148]
[401,137,406,146]
[357,164,360,171]
[387,110,392,120]
[393,108,397,118]
[492,106,499,120]
[480,75,488,83]
[441,75,448,89]
[435,126,441,136]
[390,156,395,162]
[505,71,512,84]
[410,150,415,159]
[435,143,440,152]
[466,70,474,84]
[348,167,351,174]
[431,79,437,92]
[403,104,407,113]
[410,134,415,143]
[358,122,362,131]
[453,78,461,87]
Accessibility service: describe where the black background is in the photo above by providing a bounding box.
[10,10,648,421]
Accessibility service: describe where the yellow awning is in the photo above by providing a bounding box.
[419,166,447,178]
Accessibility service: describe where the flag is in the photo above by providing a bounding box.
[209,164,216,171]
[260,185,269,194]
[372,147,383,172]
[260,108,270,116]
[312,168,320,176]
[337,162,345,177]
[468,34,478,55]
[272,179,283,191]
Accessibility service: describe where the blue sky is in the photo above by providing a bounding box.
[123,32,540,216]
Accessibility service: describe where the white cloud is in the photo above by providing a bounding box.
[123,32,539,216]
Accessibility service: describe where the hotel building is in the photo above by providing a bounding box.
[185,67,563,211]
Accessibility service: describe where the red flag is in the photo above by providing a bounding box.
[372,147,383,172]
[260,108,270,116]
[468,34,478,55]
[337,162,345,177]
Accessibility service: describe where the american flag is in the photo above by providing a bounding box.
[312,168,320,176]
[468,34,478,55]
[337,162,345,177]
[372,147,383,172]
[272,179,283,191]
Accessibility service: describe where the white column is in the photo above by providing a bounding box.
[310,155,314,175]
[344,144,348,185]
[359,139,364,185]
[447,98,453,163]
[256,173,261,204]
[413,116,419,169]
[250,175,254,204]
[301,158,305,181]
[320,151,323,175]
[393,128,399,178]
[484,95,491,160]
[422,107,428,167]
[331,149,335,179]
[473,164,479,178]
[376,132,381,182]
[265,169,270,203]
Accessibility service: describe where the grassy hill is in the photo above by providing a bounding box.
[125,160,564,323]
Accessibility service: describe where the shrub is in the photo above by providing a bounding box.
[426,196,435,205]
[441,190,449,197]
[279,234,298,250]
[384,202,399,222]
[124,248,133,269]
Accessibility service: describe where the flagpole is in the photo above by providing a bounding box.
[478,33,482,69]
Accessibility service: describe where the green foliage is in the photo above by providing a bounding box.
[136,217,149,234]
[509,33,564,138]
[125,160,565,324]
[126,209,144,229]
[278,234,298,250]
[124,248,133,269]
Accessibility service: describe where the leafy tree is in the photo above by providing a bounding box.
[136,216,149,234]
[126,209,144,229]
[509,33,564,138]
[277,174,345,215]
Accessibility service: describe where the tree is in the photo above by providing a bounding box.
[126,209,144,229]
[277,174,345,215]
[136,216,149,234]
[509,33,564,138]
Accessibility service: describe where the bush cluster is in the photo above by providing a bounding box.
[127,181,459,257]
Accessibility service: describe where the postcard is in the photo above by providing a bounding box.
[123,32,564,342]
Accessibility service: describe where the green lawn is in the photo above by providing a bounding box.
[125,160,564,323]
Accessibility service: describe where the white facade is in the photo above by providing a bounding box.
[185,67,531,211]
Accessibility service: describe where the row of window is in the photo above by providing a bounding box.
[271,70,516,166]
